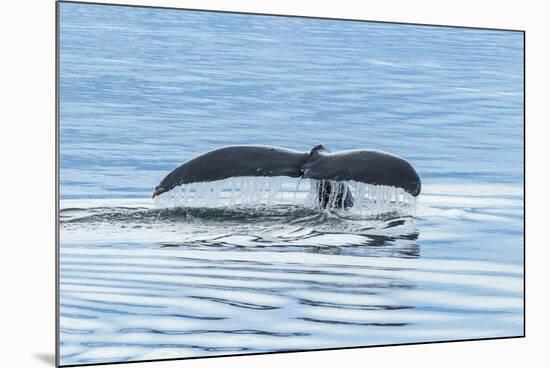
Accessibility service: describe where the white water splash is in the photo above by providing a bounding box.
[153,176,416,217]
[342,180,417,217]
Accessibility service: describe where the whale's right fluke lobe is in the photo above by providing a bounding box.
[302,145,421,197]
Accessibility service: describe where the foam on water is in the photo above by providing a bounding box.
[153,176,416,217]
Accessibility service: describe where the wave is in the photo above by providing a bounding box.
[61,204,411,225]
[60,204,418,256]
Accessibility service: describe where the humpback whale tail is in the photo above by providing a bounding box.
[153,144,421,210]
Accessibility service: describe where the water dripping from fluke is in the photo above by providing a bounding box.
[153,177,417,218]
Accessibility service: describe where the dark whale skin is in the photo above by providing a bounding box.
[153,146,308,197]
[302,145,421,197]
[153,144,421,208]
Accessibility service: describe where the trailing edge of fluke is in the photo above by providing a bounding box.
[153,144,421,209]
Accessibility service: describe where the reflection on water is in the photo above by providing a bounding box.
[60,199,420,259]
[59,2,523,366]
[59,182,523,364]
[60,239,522,364]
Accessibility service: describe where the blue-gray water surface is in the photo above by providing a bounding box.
[59,3,524,365]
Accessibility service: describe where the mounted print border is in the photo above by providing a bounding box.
[56,1,525,366]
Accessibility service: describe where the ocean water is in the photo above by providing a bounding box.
[58,3,524,366]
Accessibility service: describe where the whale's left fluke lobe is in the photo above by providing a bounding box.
[153,146,308,198]
[153,144,421,208]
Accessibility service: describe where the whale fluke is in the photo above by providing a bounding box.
[153,144,421,209]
